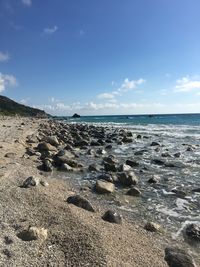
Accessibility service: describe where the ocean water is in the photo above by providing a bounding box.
[68,113,200,126]
[59,113,200,242]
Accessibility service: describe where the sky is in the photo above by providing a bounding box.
[0,0,200,115]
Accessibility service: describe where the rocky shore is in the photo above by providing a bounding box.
[0,116,199,266]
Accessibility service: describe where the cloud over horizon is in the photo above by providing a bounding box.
[174,76,200,92]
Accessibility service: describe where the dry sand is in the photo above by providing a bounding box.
[0,116,197,267]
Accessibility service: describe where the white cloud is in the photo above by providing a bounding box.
[0,73,18,93]
[43,26,58,35]
[174,76,200,92]
[97,93,115,100]
[22,0,32,6]
[97,78,146,100]
[0,51,10,62]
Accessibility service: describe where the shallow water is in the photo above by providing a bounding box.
[56,119,200,242]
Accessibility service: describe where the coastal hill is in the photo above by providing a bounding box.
[0,95,48,117]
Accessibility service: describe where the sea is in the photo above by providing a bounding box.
[57,113,200,243]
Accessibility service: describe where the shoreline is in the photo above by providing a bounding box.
[0,116,199,266]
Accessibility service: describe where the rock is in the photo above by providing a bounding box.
[148,175,160,184]
[118,171,138,186]
[164,247,197,267]
[105,145,112,150]
[17,227,48,241]
[90,140,101,146]
[67,195,95,212]
[126,187,141,196]
[171,189,187,198]
[59,163,73,172]
[72,113,80,118]
[97,173,113,182]
[53,151,75,166]
[22,176,40,188]
[104,163,117,172]
[95,180,115,194]
[102,210,122,224]
[150,141,160,146]
[88,164,100,172]
[122,136,133,143]
[42,159,53,172]
[96,148,107,155]
[161,152,171,158]
[37,142,57,152]
[185,224,200,242]
[40,180,49,187]
[45,136,59,147]
[103,155,118,165]
[192,188,200,193]
[118,164,132,172]
[144,222,160,232]
[152,159,165,165]
[136,134,142,139]
[75,139,89,147]
[174,152,181,158]
[5,152,16,159]
[126,159,139,167]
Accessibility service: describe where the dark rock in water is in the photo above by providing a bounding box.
[105,144,112,150]
[66,195,95,212]
[164,247,197,267]
[150,141,160,146]
[152,159,165,165]
[59,163,73,172]
[104,163,117,172]
[134,150,147,156]
[72,113,80,118]
[88,164,100,172]
[171,189,187,198]
[57,150,66,157]
[103,155,118,165]
[186,146,193,152]
[126,187,141,196]
[192,188,200,193]
[95,180,115,194]
[161,152,171,158]
[148,175,160,184]
[174,152,181,158]
[164,161,185,168]
[102,210,122,224]
[122,136,133,143]
[118,171,138,186]
[136,134,142,139]
[185,224,200,242]
[90,140,101,146]
[126,159,139,167]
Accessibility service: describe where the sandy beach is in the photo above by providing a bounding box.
[0,116,199,267]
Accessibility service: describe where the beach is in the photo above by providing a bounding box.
[0,116,199,267]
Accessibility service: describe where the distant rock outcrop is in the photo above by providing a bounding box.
[72,113,81,118]
[0,95,48,117]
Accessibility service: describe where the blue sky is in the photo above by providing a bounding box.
[0,0,200,115]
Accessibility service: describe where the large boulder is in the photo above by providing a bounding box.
[37,142,57,152]
[66,195,95,212]
[95,180,115,194]
[44,136,60,147]
[164,247,197,267]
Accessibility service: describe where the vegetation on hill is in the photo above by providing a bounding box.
[0,95,48,117]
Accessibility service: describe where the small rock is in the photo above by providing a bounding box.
[37,142,57,152]
[88,164,100,172]
[22,176,40,188]
[174,152,181,158]
[95,180,115,194]
[171,189,187,198]
[164,247,197,267]
[185,223,200,242]
[102,210,122,224]
[40,180,49,187]
[5,153,16,159]
[17,227,48,241]
[104,163,117,172]
[60,163,73,172]
[118,171,138,186]
[97,173,113,182]
[144,222,160,232]
[67,195,95,212]
[150,141,160,146]
[42,159,53,172]
[126,187,141,196]
[45,136,59,147]
[118,164,132,172]
[126,159,139,167]
[148,175,160,184]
